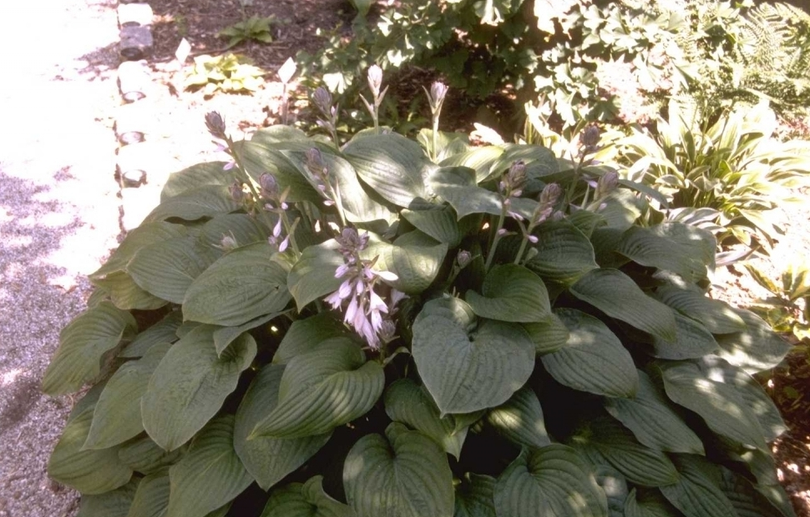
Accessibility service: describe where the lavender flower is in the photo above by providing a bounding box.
[204,111,227,140]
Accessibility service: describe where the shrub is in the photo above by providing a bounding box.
[185,53,265,96]
[44,78,796,517]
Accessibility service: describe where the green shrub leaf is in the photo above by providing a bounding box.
[259,476,354,517]
[90,222,188,279]
[623,488,681,517]
[117,435,186,475]
[715,308,792,374]
[287,240,344,311]
[183,243,291,326]
[541,309,638,398]
[523,221,598,285]
[649,313,719,360]
[272,312,352,364]
[343,422,454,517]
[604,370,705,455]
[455,473,497,517]
[659,455,737,517]
[76,478,139,517]
[493,444,608,517]
[655,286,746,334]
[486,385,551,449]
[466,264,551,323]
[43,301,137,395]
[439,146,504,182]
[412,297,535,415]
[161,162,232,201]
[251,339,384,438]
[371,231,448,294]
[120,310,182,358]
[92,271,169,311]
[199,213,268,249]
[234,140,322,204]
[617,225,708,281]
[719,468,789,517]
[127,472,171,517]
[234,364,332,490]
[430,166,503,219]
[401,206,463,246]
[570,269,677,342]
[167,415,253,517]
[141,326,256,450]
[144,185,241,223]
[522,313,570,354]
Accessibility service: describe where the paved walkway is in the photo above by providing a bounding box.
[0,1,123,515]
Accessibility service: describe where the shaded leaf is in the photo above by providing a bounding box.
[455,473,497,517]
[715,308,792,374]
[144,185,240,223]
[659,455,736,517]
[120,310,182,358]
[522,313,570,355]
[655,286,746,334]
[466,265,550,323]
[287,240,344,311]
[486,385,551,449]
[273,312,352,364]
[524,222,598,285]
[77,478,139,517]
[259,475,354,517]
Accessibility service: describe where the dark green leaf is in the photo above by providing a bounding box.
[486,385,550,449]
[655,286,746,334]
[617,226,707,282]
[144,185,240,223]
[273,312,353,364]
[117,435,186,475]
[119,310,182,358]
[259,476,354,517]
[287,240,344,311]
[455,473,496,517]
[649,313,719,360]
[715,308,792,374]
[466,265,551,323]
[401,206,463,247]
[77,478,138,517]
[524,222,598,285]
[659,455,736,517]
[161,162,232,201]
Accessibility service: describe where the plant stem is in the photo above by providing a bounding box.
[485,210,506,271]
[431,115,439,162]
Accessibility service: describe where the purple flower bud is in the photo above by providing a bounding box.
[579,124,600,150]
[204,111,227,140]
[528,235,539,244]
[306,148,326,179]
[312,87,333,115]
[220,234,238,251]
[260,173,278,196]
[506,160,527,192]
[379,319,397,342]
[456,250,472,268]
[596,171,619,199]
[368,65,383,97]
[539,183,562,207]
[430,81,448,106]
[229,182,245,203]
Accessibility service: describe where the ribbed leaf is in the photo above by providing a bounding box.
[522,313,570,354]
[235,139,324,204]
[523,222,598,285]
[541,309,638,398]
[234,364,331,490]
[128,237,219,304]
[604,370,705,455]
[455,473,497,517]
[92,271,168,311]
[385,379,470,459]
[127,472,171,517]
[161,161,232,201]
[719,468,788,517]
[141,326,256,450]
[655,286,746,334]
[570,269,677,342]
[715,308,792,374]
[77,478,138,517]
[430,166,503,219]
[659,455,737,517]
[412,297,535,415]
[466,265,550,323]
[213,311,282,356]
[84,343,171,449]
[199,213,268,249]
[401,206,463,246]
[624,488,681,517]
[494,444,608,517]
[167,415,253,517]
[591,464,629,517]
[144,185,240,223]
[260,476,354,517]
[486,385,550,449]
[251,339,384,438]
[617,225,707,281]
[183,243,291,326]
[90,222,188,279]
[43,301,137,395]
[343,423,454,517]
[47,408,133,494]
[287,240,344,311]
[439,146,504,182]
[118,435,186,475]
[120,310,182,358]
[343,133,431,207]
[649,313,719,360]
[372,231,448,294]
[272,312,352,364]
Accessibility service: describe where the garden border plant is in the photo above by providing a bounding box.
[44,68,797,517]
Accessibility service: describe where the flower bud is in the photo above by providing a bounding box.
[456,250,472,268]
[379,319,397,342]
[368,65,383,98]
[596,171,619,199]
[579,124,600,150]
[260,173,278,196]
[539,183,562,207]
[204,111,227,140]
[305,147,326,178]
[505,160,527,193]
[430,81,448,107]
[312,87,333,115]
[220,234,238,251]
[229,182,245,203]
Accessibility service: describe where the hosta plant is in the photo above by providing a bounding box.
[44,75,796,517]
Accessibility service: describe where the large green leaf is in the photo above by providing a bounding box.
[260,476,354,517]
[47,408,133,495]
[659,455,737,517]
[719,468,790,517]
[43,301,137,395]
[541,309,638,398]
[77,478,139,517]
[401,206,463,247]
[455,473,497,517]
[251,339,384,438]
[234,364,332,490]
[144,185,241,223]
[343,133,431,207]
[522,313,570,354]
[90,222,188,279]
[161,161,232,201]
[623,488,681,517]
[84,343,171,449]
[523,222,598,285]
[486,385,550,449]
[658,361,767,450]
[199,213,268,249]
[655,286,746,334]
[430,166,503,219]
[141,326,256,450]
[412,297,535,415]
[343,423,454,517]
[493,444,608,517]
[616,226,707,282]
[167,415,253,517]
[234,139,321,204]
[120,310,182,358]
[183,243,291,326]
[117,435,186,475]
[466,265,551,323]
[272,312,353,364]
[649,313,719,360]
[439,145,504,182]
[384,379,470,459]
[127,471,171,517]
[92,271,168,311]
[371,231,448,294]
[128,237,219,304]
[287,239,344,311]
[715,308,792,373]
[570,269,677,342]
[604,370,705,455]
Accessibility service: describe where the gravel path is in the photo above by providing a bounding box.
[0,1,123,515]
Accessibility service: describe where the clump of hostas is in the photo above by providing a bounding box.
[44,72,796,517]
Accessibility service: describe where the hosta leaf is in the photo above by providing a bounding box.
[624,488,681,517]
[372,231,448,294]
[385,379,470,459]
[523,221,598,285]
[167,415,253,517]
[412,297,535,415]
[604,370,705,455]
[92,271,168,310]
[251,339,384,438]
[466,265,550,323]
[715,308,792,373]
[234,139,321,204]
[649,313,719,360]
[401,206,463,247]
[343,133,431,207]
[486,385,550,449]
[141,326,256,450]
[587,189,642,232]
[118,435,186,475]
[541,309,638,398]
[616,226,707,281]
[183,243,291,326]
[127,472,171,517]
[77,478,139,517]
[658,361,766,449]
[90,222,188,279]
[343,423,454,517]
[84,343,171,449]
[651,222,716,270]
[287,240,344,311]
[43,301,137,395]
[273,312,352,364]
[591,464,629,517]
[655,286,746,334]
[120,310,182,358]
[522,313,570,354]
[430,166,503,219]
[493,444,608,517]
[259,476,354,517]
[250,125,310,145]
[47,408,133,494]
[128,237,219,304]
[719,468,788,517]
[144,185,240,223]
[234,364,331,490]
[455,473,497,517]
[161,162,232,201]
[659,455,736,517]
[439,146,504,182]
[199,213,268,249]
[570,269,677,342]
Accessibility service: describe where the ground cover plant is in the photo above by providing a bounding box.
[41,70,799,517]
